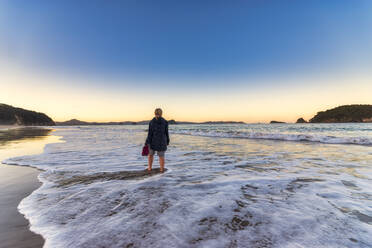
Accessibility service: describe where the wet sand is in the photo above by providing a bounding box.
[57,168,168,187]
[0,164,44,248]
[0,127,56,248]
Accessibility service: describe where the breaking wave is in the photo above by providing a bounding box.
[171,129,372,146]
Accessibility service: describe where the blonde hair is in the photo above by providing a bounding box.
[154,108,163,116]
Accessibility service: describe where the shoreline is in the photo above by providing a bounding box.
[0,127,61,248]
[0,163,45,248]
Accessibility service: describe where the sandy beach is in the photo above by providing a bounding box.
[0,127,57,248]
[0,164,44,248]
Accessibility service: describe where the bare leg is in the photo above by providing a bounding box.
[159,156,165,172]
[148,155,154,171]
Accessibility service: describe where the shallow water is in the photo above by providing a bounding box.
[3,124,372,248]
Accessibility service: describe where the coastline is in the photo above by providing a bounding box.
[0,164,44,248]
[0,124,370,247]
[0,127,60,248]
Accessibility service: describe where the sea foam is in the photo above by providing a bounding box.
[3,124,372,247]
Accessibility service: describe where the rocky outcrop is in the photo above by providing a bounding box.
[168,119,177,124]
[0,104,55,126]
[296,118,307,123]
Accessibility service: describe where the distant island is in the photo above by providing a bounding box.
[295,105,372,123]
[296,118,307,123]
[270,121,286,124]
[0,104,55,126]
[55,119,139,126]
[56,119,246,126]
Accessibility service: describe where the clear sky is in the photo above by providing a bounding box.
[1,0,372,122]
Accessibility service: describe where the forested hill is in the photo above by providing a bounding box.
[0,104,55,126]
[310,105,372,123]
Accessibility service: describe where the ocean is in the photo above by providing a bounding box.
[3,123,372,248]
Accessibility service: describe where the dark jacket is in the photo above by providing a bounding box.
[145,117,169,151]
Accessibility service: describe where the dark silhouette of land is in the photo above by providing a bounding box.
[276,105,372,123]
[270,121,286,124]
[309,104,372,123]
[0,104,55,126]
[55,119,245,126]
[296,118,307,123]
[3,103,372,126]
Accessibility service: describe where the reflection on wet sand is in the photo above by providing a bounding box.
[0,127,54,248]
[0,128,61,169]
[0,127,52,145]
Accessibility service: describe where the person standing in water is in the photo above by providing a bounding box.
[145,108,169,172]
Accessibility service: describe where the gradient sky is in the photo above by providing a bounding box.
[1,0,372,122]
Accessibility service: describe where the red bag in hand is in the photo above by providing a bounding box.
[142,144,149,156]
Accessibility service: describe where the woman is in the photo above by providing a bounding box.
[145,108,169,172]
